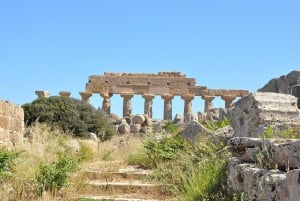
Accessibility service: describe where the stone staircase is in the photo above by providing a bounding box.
[72,161,175,201]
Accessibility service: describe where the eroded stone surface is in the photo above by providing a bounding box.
[0,100,24,148]
[229,92,300,137]
[180,121,213,143]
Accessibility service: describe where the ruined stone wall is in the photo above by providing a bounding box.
[0,100,24,147]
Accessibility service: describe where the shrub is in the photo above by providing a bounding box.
[127,152,153,169]
[280,128,297,139]
[22,96,115,140]
[171,138,232,201]
[260,126,275,139]
[0,149,22,182]
[143,135,191,168]
[203,117,230,131]
[35,155,78,195]
[77,143,95,162]
[163,122,180,135]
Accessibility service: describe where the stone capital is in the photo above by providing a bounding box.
[142,94,155,100]
[35,91,50,99]
[181,94,194,101]
[201,95,215,101]
[79,92,92,102]
[59,91,71,97]
[221,95,236,108]
[221,95,236,101]
[100,92,113,99]
[161,94,173,101]
[120,93,134,99]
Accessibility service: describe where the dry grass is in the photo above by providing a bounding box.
[0,122,147,201]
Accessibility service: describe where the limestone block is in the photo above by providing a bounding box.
[286,169,300,201]
[68,139,80,153]
[273,140,300,169]
[214,125,234,143]
[228,137,263,148]
[198,108,228,123]
[132,114,146,125]
[228,158,287,201]
[180,121,213,143]
[144,115,153,126]
[130,124,141,133]
[173,114,183,124]
[184,113,198,123]
[118,123,130,134]
[229,92,300,137]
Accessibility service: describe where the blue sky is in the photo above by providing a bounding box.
[0,1,299,119]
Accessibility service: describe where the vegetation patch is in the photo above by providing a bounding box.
[22,96,115,140]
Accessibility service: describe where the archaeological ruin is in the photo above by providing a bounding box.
[79,72,249,119]
[0,100,24,147]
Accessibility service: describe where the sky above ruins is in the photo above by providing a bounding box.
[1,0,300,119]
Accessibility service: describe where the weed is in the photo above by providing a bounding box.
[163,122,180,135]
[280,128,297,139]
[100,149,114,161]
[260,126,275,139]
[77,143,95,162]
[127,151,152,169]
[0,148,23,182]
[143,134,190,168]
[203,117,230,131]
[35,154,78,196]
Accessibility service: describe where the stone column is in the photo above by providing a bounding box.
[79,92,92,103]
[120,93,134,117]
[35,91,50,99]
[100,93,113,114]
[181,94,194,116]
[143,94,155,118]
[161,94,173,121]
[201,95,215,112]
[59,91,71,97]
[221,95,236,108]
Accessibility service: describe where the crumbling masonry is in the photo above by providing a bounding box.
[79,72,249,119]
[0,100,24,146]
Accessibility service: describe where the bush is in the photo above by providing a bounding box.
[143,134,191,168]
[174,139,231,201]
[0,149,22,182]
[35,155,78,195]
[22,96,115,140]
[203,117,230,131]
[163,122,180,135]
[144,137,236,200]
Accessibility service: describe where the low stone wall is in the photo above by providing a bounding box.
[0,100,24,147]
[228,137,300,201]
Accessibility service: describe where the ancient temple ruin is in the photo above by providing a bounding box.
[79,72,249,120]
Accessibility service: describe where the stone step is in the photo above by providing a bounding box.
[74,194,176,201]
[80,180,172,197]
[82,169,151,181]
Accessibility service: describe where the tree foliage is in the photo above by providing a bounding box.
[22,96,115,140]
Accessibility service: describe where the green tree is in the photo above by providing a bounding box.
[22,96,115,140]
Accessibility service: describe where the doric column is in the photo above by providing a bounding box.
[201,95,215,112]
[59,91,71,97]
[161,94,173,121]
[100,93,113,114]
[35,91,50,99]
[143,94,155,118]
[120,93,134,117]
[181,94,194,116]
[79,92,92,103]
[221,95,236,108]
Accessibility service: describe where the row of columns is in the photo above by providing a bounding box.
[79,92,237,120]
